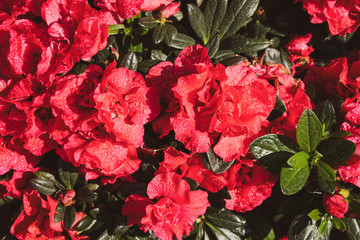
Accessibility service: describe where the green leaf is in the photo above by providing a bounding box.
[331,218,346,232]
[119,52,138,70]
[264,48,292,71]
[288,215,318,240]
[267,96,287,121]
[249,20,270,39]
[219,0,260,39]
[54,202,66,223]
[30,179,57,195]
[138,59,161,74]
[184,177,199,191]
[187,4,208,44]
[108,24,125,35]
[317,138,356,165]
[138,17,159,29]
[308,209,322,221]
[328,130,352,138]
[344,218,360,240]
[313,100,336,134]
[205,208,246,232]
[250,134,298,159]
[219,56,245,67]
[75,216,97,232]
[287,152,309,169]
[296,109,323,153]
[315,161,336,194]
[204,0,228,38]
[35,171,65,190]
[201,148,234,174]
[58,161,78,189]
[204,221,243,240]
[150,50,168,61]
[280,165,310,195]
[246,213,273,240]
[348,193,360,214]
[152,24,167,44]
[212,50,234,62]
[64,206,76,230]
[223,36,271,53]
[205,34,220,58]
[166,33,196,49]
[97,225,130,240]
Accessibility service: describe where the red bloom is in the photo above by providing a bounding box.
[300,0,360,35]
[123,173,209,240]
[141,0,174,12]
[224,160,278,213]
[338,155,360,188]
[322,193,348,218]
[94,61,160,147]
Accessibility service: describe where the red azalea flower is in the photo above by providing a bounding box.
[123,172,209,240]
[338,155,360,188]
[323,193,348,218]
[300,0,360,35]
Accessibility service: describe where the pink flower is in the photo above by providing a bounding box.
[323,193,348,218]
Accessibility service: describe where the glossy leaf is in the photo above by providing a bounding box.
[331,218,346,232]
[75,216,97,232]
[205,207,246,232]
[35,171,65,190]
[166,33,196,49]
[313,100,336,133]
[296,109,323,153]
[288,215,318,240]
[64,206,76,230]
[152,24,167,44]
[315,161,336,194]
[138,17,158,29]
[264,48,292,71]
[30,179,57,195]
[201,148,234,174]
[206,34,220,58]
[344,218,360,240]
[280,165,310,195]
[219,0,260,39]
[108,24,125,35]
[287,152,309,169]
[267,96,287,121]
[58,161,78,189]
[54,202,65,223]
[187,4,208,44]
[119,52,138,70]
[317,138,356,165]
[204,0,228,38]
[250,134,298,159]
[224,36,271,53]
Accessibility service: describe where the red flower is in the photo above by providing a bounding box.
[141,0,174,12]
[123,173,209,240]
[300,0,360,35]
[94,61,160,147]
[323,193,348,218]
[338,155,360,188]
[224,160,278,213]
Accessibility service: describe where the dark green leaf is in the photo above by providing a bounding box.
[258,152,294,174]
[219,0,260,39]
[212,50,234,62]
[54,202,65,223]
[280,165,310,195]
[267,96,287,121]
[152,24,167,44]
[184,177,199,191]
[288,215,318,240]
[216,187,232,200]
[138,59,161,74]
[35,171,65,190]
[58,160,78,189]
[344,218,360,240]
[249,20,270,39]
[97,225,130,240]
[166,33,196,49]
[296,109,323,153]
[204,0,228,38]
[187,4,208,44]
[219,56,245,67]
[223,36,270,53]
[30,179,57,195]
[328,130,352,138]
[348,193,360,214]
[205,34,220,58]
[308,209,322,221]
[315,161,336,194]
[196,222,204,240]
[138,17,158,29]
[205,222,243,240]
[119,52,138,70]
[64,206,76,230]
[201,148,235,174]
[205,208,246,233]
[287,152,309,169]
[163,24,178,45]
[331,218,346,232]
[250,134,298,159]
[150,50,168,61]
[75,216,98,232]
[317,138,356,165]
[313,100,336,133]
[264,48,292,71]
[108,24,125,35]
[77,189,98,203]
[246,213,273,240]
[336,32,355,43]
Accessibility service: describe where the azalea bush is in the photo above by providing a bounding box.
[1,0,360,239]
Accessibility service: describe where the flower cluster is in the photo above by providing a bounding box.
[1,0,360,239]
